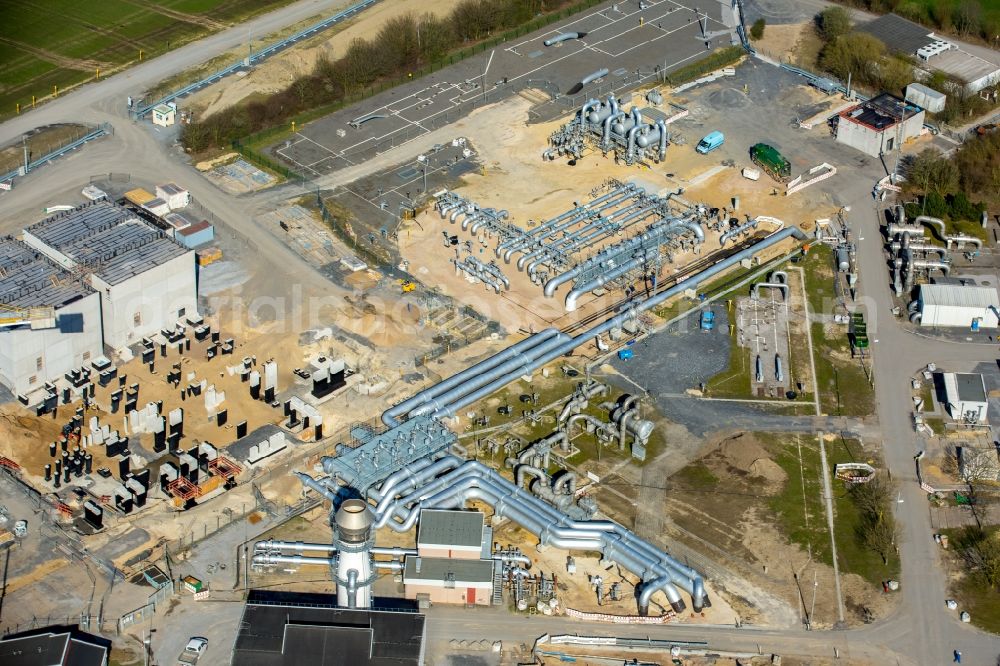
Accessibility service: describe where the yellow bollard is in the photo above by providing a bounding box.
[291,121,296,132]
[16,103,20,115]
[639,17,644,26]
[53,85,58,97]
[96,68,100,79]
[31,95,35,108]
[139,49,143,61]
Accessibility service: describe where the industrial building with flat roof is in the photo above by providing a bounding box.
[403,556,495,606]
[860,14,1000,93]
[941,372,989,424]
[0,624,111,666]
[416,509,486,558]
[0,238,103,396]
[22,201,198,351]
[836,93,925,157]
[233,590,425,666]
[917,283,999,329]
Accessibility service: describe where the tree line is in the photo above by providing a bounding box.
[814,7,995,125]
[833,0,1000,46]
[182,0,580,152]
[903,130,999,226]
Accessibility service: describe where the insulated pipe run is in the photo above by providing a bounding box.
[580,69,610,87]
[603,111,626,148]
[525,204,655,277]
[346,569,359,608]
[564,247,659,312]
[251,553,335,567]
[567,413,619,440]
[544,32,581,46]
[373,456,463,515]
[366,457,436,504]
[516,465,547,488]
[407,329,573,419]
[498,186,631,257]
[493,552,532,568]
[295,472,338,502]
[579,98,601,124]
[429,227,807,420]
[514,190,639,270]
[381,328,561,426]
[373,560,404,571]
[375,459,702,612]
[552,471,576,495]
[657,120,668,161]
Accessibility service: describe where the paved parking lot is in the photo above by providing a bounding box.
[274,0,736,176]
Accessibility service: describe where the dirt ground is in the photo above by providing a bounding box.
[187,0,465,118]
[397,94,838,333]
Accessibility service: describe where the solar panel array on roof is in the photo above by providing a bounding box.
[25,201,190,286]
[858,14,934,55]
[0,237,92,308]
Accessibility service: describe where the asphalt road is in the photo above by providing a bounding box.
[0,0,998,662]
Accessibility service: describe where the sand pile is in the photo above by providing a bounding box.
[719,433,787,485]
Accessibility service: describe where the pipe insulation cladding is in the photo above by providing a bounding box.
[374,456,708,614]
[382,226,806,425]
[544,32,584,46]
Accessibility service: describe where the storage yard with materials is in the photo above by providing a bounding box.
[0,0,999,664]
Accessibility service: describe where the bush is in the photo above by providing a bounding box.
[750,17,766,40]
[664,46,744,86]
[817,7,851,41]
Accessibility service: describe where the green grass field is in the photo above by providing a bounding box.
[0,0,296,121]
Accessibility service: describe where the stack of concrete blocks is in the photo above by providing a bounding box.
[246,432,288,466]
[204,385,226,414]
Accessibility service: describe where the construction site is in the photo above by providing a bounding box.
[1,0,999,664]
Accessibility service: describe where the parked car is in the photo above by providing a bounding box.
[178,637,208,664]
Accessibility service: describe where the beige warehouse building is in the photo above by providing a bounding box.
[403,509,497,605]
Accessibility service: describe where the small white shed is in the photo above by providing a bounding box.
[152,103,176,127]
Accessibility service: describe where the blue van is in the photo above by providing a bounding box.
[696,131,724,154]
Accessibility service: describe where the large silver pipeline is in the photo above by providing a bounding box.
[912,259,951,275]
[382,328,562,426]
[252,553,335,567]
[498,185,633,258]
[525,200,653,276]
[346,569,359,608]
[657,120,668,161]
[580,98,600,122]
[626,125,642,162]
[516,464,547,488]
[367,457,436,503]
[552,471,576,495]
[719,218,759,246]
[948,234,983,250]
[375,458,704,613]
[539,204,663,296]
[565,247,659,312]
[915,215,946,240]
[373,456,462,515]
[580,69,609,87]
[427,227,806,419]
[373,560,404,572]
[567,413,619,440]
[407,329,573,419]
[544,32,581,46]
[515,190,639,270]
[295,472,338,501]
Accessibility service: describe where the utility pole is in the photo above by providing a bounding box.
[482,49,495,103]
